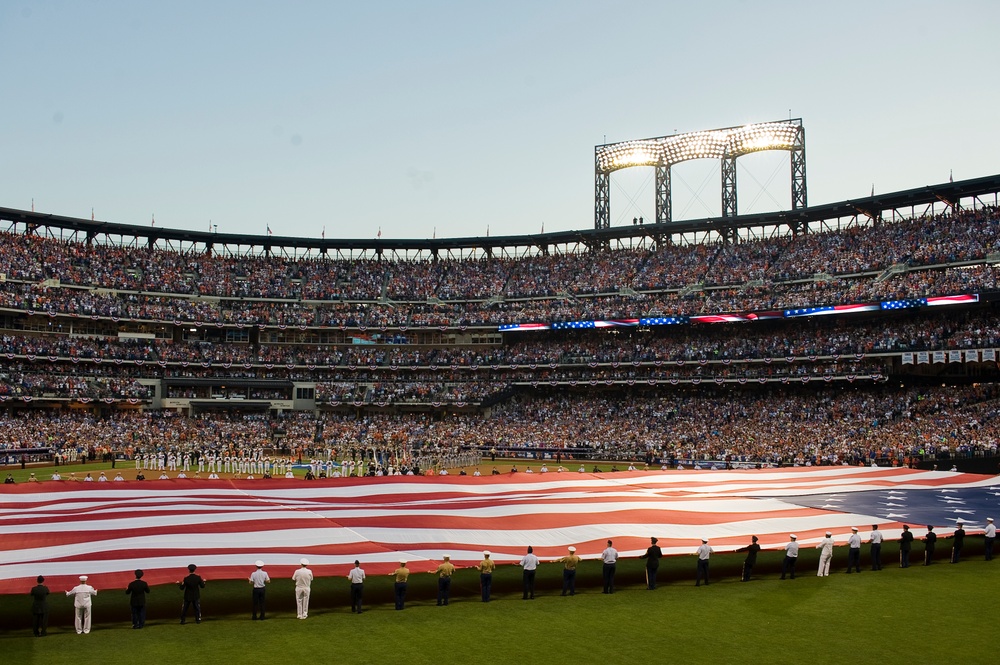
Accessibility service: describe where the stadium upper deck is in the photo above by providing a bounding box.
[1,177,1000,415]
[0,206,996,302]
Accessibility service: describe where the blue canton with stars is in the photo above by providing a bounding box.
[783,484,1000,530]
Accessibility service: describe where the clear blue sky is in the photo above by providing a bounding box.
[2,1,998,241]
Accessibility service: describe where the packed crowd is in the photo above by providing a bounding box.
[0,207,996,312]
[314,380,507,405]
[2,308,999,369]
[1,384,998,466]
[3,303,1000,401]
[0,209,997,455]
[0,372,150,399]
[2,262,996,330]
[487,385,1000,464]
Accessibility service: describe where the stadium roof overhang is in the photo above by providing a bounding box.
[2,174,999,253]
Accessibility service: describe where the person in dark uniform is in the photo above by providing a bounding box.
[846,527,862,573]
[985,517,996,560]
[347,560,365,613]
[780,534,799,580]
[951,522,966,563]
[29,575,49,637]
[737,536,761,581]
[924,525,937,565]
[435,555,455,606]
[125,569,150,629]
[519,546,540,600]
[249,561,270,620]
[600,540,618,594]
[898,525,914,568]
[640,537,663,589]
[695,538,713,586]
[179,563,205,624]
[869,524,884,571]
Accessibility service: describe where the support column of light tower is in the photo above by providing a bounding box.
[655,165,671,224]
[721,156,738,218]
[595,170,611,230]
[790,123,807,210]
[721,119,806,218]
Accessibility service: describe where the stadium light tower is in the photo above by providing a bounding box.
[594,119,807,228]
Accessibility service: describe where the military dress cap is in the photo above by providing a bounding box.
[568,546,576,552]
[300,558,309,565]
[483,550,491,556]
[255,560,265,568]
[789,534,797,539]
[79,575,88,581]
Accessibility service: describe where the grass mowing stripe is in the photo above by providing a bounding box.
[2,550,995,665]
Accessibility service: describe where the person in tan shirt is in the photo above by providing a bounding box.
[435,555,456,606]
[558,546,581,596]
[477,551,496,602]
[392,560,410,610]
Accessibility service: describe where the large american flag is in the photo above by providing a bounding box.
[2,467,997,594]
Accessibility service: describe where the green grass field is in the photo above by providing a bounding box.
[0,457,646,485]
[2,543,995,665]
